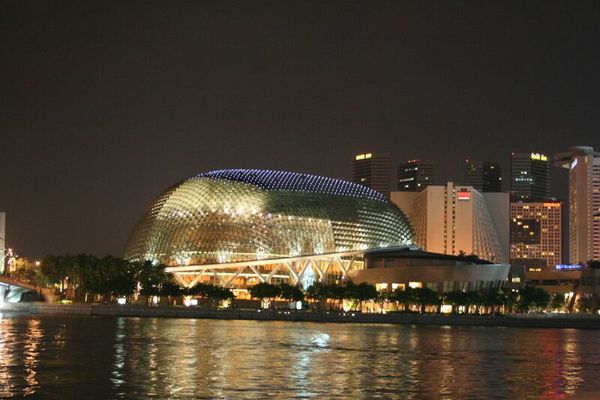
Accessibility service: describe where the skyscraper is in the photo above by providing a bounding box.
[464,160,502,192]
[352,152,390,197]
[555,146,600,263]
[397,159,434,191]
[510,201,562,271]
[510,152,551,201]
[390,183,509,263]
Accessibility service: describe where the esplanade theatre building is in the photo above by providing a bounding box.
[125,169,508,294]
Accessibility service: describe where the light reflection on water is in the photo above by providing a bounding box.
[0,313,599,399]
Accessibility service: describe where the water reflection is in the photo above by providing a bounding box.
[0,313,15,397]
[0,315,599,399]
[23,319,41,396]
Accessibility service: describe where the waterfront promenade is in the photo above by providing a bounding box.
[3,302,600,329]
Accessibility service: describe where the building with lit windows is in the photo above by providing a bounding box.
[350,247,509,294]
[124,169,413,290]
[390,183,509,263]
[397,159,434,191]
[464,160,502,192]
[510,201,561,271]
[510,152,551,201]
[352,152,390,197]
[555,146,600,264]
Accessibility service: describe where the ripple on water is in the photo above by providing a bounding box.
[0,315,600,398]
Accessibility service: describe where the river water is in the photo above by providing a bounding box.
[0,313,599,399]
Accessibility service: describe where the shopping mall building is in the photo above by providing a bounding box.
[124,169,509,295]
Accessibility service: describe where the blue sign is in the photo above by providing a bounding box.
[555,264,584,271]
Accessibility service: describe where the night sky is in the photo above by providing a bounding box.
[2,1,599,259]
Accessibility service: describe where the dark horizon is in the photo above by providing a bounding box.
[1,1,599,259]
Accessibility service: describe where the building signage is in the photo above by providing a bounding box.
[543,202,560,208]
[355,153,372,161]
[555,263,584,271]
[530,153,548,162]
[457,191,471,201]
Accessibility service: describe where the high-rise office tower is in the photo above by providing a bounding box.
[464,160,502,192]
[555,146,600,263]
[397,160,434,191]
[510,201,561,271]
[390,183,509,263]
[510,152,551,201]
[352,152,390,197]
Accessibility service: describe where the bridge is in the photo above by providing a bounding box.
[0,276,45,305]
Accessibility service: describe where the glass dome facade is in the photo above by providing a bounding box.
[124,169,413,266]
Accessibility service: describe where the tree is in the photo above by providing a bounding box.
[160,280,183,304]
[73,254,100,302]
[481,290,507,315]
[518,286,550,312]
[11,258,47,288]
[588,260,600,269]
[414,287,441,313]
[392,287,417,312]
[97,256,137,299]
[576,296,594,313]
[465,291,484,314]
[326,284,346,310]
[549,293,566,311]
[133,260,171,302]
[306,282,328,310]
[344,282,378,311]
[278,283,304,303]
[207,286,234,307]
[249,282,280,307]
[41,254,77,292]
[443,291,465,314]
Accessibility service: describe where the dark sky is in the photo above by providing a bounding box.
[1,0,599,259]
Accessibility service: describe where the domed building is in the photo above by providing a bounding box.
[124,169,413,289]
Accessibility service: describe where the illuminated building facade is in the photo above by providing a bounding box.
[555,146,600,263]
[351,247,510,294]
[397,159,434,192]
[125,169,413,289]
[352,152,390,197]
[510,152,551,201]
[391,183,509,263]
[510,201,561,271]
[464,159,502,192]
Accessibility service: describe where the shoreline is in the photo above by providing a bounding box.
[3,302,600,329]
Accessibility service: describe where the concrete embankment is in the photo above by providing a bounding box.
[3,302,600,329]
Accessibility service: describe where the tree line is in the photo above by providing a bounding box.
[249,281,558,314]
[11,253,583,313]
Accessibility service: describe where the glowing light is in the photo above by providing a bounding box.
[543,203,560,208]
[571,159,578,169]
[555,264,584,271]
[530,153,548,162]
[457,191,471,201]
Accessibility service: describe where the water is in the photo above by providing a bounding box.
[1,313,599,399]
